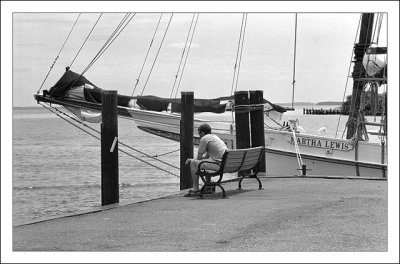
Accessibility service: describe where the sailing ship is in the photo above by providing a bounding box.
[34,12,387,178]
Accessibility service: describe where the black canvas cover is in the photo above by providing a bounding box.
[48,69,131,106]
[135,96,226,113]
[48,69,97,98]
[47,69,226,112]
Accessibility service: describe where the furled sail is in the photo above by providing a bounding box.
[43,68,227,115]
[47,68,132,107]
[42,69,288,123]
[132,95,226,113]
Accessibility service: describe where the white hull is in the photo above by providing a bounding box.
[127,108,387,179]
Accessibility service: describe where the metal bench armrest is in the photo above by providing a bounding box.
[196,160,222,176]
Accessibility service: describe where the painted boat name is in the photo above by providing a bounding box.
[290,136,354,151]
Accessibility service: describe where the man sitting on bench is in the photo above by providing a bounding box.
[184,123,228,197]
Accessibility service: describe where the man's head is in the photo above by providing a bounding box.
[198,123,211,137]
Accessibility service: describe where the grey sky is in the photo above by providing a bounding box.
[11,11,388,106]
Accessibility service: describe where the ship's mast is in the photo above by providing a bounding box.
[346,13,375,139]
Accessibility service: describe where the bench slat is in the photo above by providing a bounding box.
[245,151,262,158]
[224,167,242,173]
[223,157,244,163]
[243,155,261,163]
[240,162,260,170]
[225,152,246,159]
[224,161,243,171]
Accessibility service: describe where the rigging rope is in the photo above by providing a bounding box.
[37,13,81,94]
[349,14,374,116]
[234,13,248,93]
[169,13,196,100]
[338,14,362,139]
[290,125,304,169]
[174,13,199,99]
[291,13,298,109]
[39,102,180,178]
[70,13,103,68]
[140,13,174,96]
[346,13,376,140]
[375,13,383,44]
[131,13,164,96]
[81,13,136,76]
[230,13,247,98]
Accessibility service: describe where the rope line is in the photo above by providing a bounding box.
[147,148,180,157]
[337,14,362,139]
[70,13,102,68]
[347,13,375,140]
[37,13,81,94]
[174,13,199,98]
[170,13,196,99]
[82,13,135,75]
[230,13,246,98]
[131,13,163,96]
[40,103,101,140]
[52,105,180,170]
[118,141,180,170]
[39,103,180,177]
[290,125,303,169]
[291,13,298,109]
[140,13,174,96]
[234,13,247,93]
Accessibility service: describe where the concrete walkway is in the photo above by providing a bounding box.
[13,177,387,252]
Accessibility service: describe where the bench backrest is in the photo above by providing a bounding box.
[221,146,265,173]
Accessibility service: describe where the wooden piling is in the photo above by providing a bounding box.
[180,91,194,190]
[101,90,119,206]
[234,91,251,149]
[249,90,266,172]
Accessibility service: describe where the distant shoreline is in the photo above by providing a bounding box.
[278,101,342,107]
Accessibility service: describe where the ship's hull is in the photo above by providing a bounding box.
[134,114,387,179]
[33,95,387,178]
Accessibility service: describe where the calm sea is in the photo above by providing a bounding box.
[13,107,181,225]
[13,104,380,225]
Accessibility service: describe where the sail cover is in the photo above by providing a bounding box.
[133,96,226,113]
[46,69,227,113]
[47,69,132,107]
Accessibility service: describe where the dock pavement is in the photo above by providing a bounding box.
[13,177,387,252]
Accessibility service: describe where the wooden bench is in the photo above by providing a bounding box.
[196,146,265,198]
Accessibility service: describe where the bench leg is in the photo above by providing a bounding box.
[255,177,263,190]
[199,184,207,199]
[238,176,263,190]
[238,177,244,190]
[198,183,226,198]
[217,184,226,198]
[203,176,216,194]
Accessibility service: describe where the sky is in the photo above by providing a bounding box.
[2,1,400,263]
[8,5,392,107]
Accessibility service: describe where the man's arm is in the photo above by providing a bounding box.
[197,138,207,160]
[196,152,205,160]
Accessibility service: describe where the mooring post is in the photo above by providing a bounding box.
[180,91,194,190]
[101,90,119,206]
[250,90,266,172]
[234,91,251,150]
